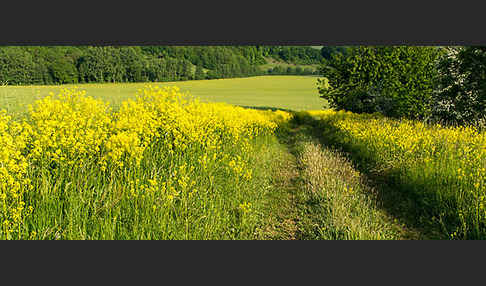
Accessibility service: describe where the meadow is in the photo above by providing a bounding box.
[1,75,485,240]
[0,76,325,117]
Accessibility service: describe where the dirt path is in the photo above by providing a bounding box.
[257,138,301,240]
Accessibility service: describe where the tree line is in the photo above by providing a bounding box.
[0,46,329,86]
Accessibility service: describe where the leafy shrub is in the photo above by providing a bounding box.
[317,46,442,119]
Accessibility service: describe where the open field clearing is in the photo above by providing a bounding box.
[0,76,326,117]
[4,46,486,240]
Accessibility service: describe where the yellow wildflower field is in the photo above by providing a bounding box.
[0,86,293,239]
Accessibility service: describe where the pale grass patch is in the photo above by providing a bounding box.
[298,141,404,240]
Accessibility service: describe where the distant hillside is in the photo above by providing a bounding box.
[0,46,324,86]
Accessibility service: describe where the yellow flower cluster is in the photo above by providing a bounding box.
[228,155,251,180]
[0,110,31,239]
[325,112,486,185]
[28,88,112,166]
[261,109,294,125]
[25,86,283,170]
[103,86,280,166]
[1,86,287,238]
[238,202,252,214]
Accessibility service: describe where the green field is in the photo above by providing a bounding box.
[0,76,327,116]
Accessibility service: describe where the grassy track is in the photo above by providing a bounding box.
[258,116,415,240]
[0,76,326,117]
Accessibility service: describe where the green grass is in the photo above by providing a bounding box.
[4,72,478,240]
[20,134,284,240]
[7,74,474,240]
[0,76,327,117]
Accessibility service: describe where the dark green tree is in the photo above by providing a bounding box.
[320,46,350,60]
[318,46,442,119]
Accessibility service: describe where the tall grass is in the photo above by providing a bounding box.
[22,134,280,239]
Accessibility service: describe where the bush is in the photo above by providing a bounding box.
[432,46,486,126]
[317,46,442,119]
[295,66,303,75]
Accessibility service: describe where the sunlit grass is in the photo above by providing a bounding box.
[0,76,326,118]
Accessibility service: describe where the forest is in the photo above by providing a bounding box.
[0,46,329,85]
